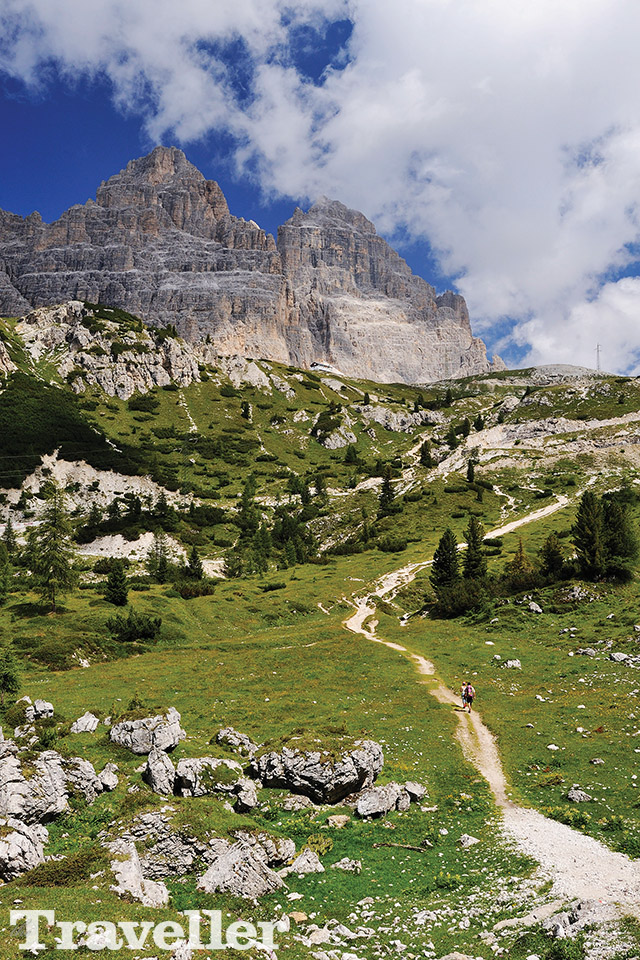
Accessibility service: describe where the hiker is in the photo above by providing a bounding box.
[460,682,466,709]
[463,681,476,713]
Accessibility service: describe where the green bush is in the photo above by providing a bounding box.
[105,609,162,643]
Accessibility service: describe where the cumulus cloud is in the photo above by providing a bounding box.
[2,0,640,370]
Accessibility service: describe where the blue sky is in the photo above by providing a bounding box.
[2,1,640,373]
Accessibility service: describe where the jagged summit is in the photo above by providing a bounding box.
[0,147,501,383]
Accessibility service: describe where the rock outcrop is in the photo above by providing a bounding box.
[252,738,384,804]
[197,841,286,898]
[0,818,48,880]
[0,750,109,824]
[109,707,186,755]
[0,146,500,384]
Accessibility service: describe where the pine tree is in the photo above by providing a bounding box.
[147,532,170,583]
[107,499,121,522]
[241,400,251,420]
[420,441,433,467]
[238,475,260,533]
[446,424,458,449]
[2,516,17,556]
[224,550,243,578]
[444,388,453,407]
[539,533,564,579]
[186,545,204,580]
[504,538,534,590]
[363,392,370,405]
[463,516,486,580]
[27,482,76,611]
[602,497,638,562]
[314,473,327,501]
[0,543,9,606]
[461,417,471,438]
[105,560,128,605]
[126,496,142,521]
[430,529,460,594]
[87,504,102,530]
[466,459,475,482]
[378,465,395,516]
[0,646,20,709]
[573,491,605,577]
[345,444,358,464]
[474,414,484,431]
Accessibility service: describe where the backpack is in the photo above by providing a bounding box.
[465,684,475,701]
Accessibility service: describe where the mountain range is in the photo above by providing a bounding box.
[0,146,502,384]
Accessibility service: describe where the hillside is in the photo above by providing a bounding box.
[0,304,639,959]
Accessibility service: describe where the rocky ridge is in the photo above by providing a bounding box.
[0,146,501,383]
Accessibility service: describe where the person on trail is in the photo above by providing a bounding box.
[460,682,466,709]
[463,682,476,713]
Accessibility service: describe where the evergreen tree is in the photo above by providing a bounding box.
[444,388,453,407]
[378,465,395,516]
[497,409,505,424]
[105,559,128,606]
[539,533,564,579]
[474,414,484,431]
[314,473,327,501]
[87,504,102,530]
[126,496,142,521]
[363,391,370,405]
[284,538,297,567]
[446,424,459,449]
[107,499,121,522]
[2,516,17,556]
[0,543,9,606]
[224,550,243,578]
[345,444,358,464]
[466,459,475,483]
[0,646,20,709]
[26,482,76,611]
[573,491,605,577]
[413,398,420,413]
[430,528,460,594]
[241,400,251,420]
[237,475,260,533]
[146,532,170,583]
[186,545,204,580]
[420,441,433,467]
[461,417,471,438]
[602,497,638,563]
[504,538,534,590]
[463,516,487,580]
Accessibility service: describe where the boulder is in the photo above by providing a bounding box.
[252,739,384,804]
[528,602,543,614]
[232,830,296,867]
[330,857,362,873]
[64,757,105,804]
[99,763,119,792]
[404,781,427,802]
[0,752,69,823]
[143,748,176,796]
[122,812,214,880]
[71,712,100,734]
[458,834,480,848]
[282,794,315,811]
[576,648,597,657]
[280,848,325,877]
[356,782,407,818]
[0,818,48,880]
[503,659,522,669]
[610,652,629,663]
[216,727,259,756]
[109,707,186,755]
[17,697,54,723]
[567,784,592,803]
[109,839,169,907]
[174,757,243,797]
[234,778,259,812]
[327,814,350,829]
[197,841,285,898]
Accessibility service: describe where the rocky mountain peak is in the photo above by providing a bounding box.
[0,147,501,383]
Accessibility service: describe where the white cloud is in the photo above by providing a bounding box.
[3,0,640,370]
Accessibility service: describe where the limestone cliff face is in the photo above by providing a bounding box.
[0,147,501,383]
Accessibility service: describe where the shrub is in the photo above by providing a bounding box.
[378,535,407,553]
[127,393,160,412]
[23,845,108,886]
[105,609,162,643]
[431,579,489,618]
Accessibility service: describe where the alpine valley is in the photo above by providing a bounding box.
[0,153,638,960]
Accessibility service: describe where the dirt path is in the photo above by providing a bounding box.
[342,506,640,912]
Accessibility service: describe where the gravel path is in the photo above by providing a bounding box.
[342,502,640,915]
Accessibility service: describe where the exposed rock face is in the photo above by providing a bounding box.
[109,707,186,755]
[0,818,48,880]
[0,750,107,823]
[252,739,384,804]
[108,838,169,907]
[70,711,101,734]
[174,757,243,797]
[197,840,286,898]
[356,780,427,818]
[0,146,500,384]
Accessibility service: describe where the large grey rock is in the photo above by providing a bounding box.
[216,727,258,756]
[63,757,104,804]
[234,778,259,812]
[109,707,185,754]
[108,838,169,907]
[252,739,384,804]
[174,757,243,797]
[280,848,325,877]
[70,712,100,733]
[99,763,119,792]
[0,751,106,823]
[567,784,592,803]
[356,782,405,818]
[0,818,48,880]
[143,748,176,795]
[0,147,499,385]
[232,830,296,867]
[197,841,285,898]
[122,811,216,880]
[610,652,629,663]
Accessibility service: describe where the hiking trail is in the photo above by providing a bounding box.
[342,506,640,913]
